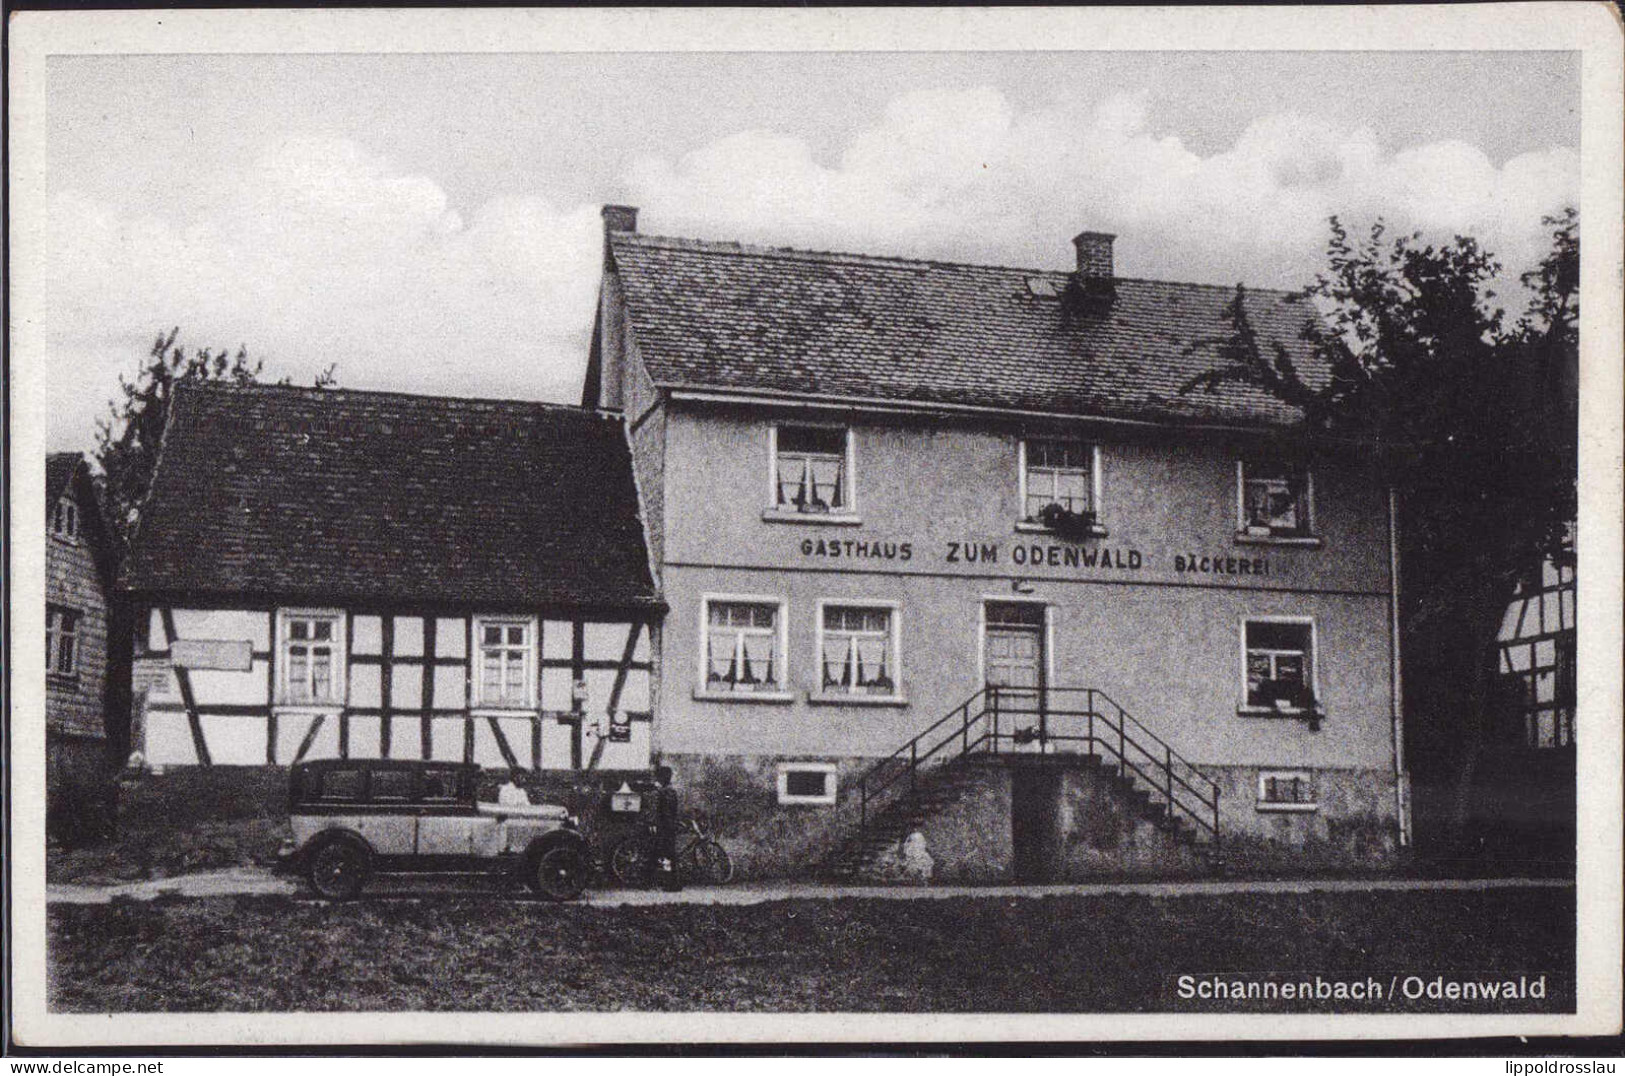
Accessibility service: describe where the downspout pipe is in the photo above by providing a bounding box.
[1389,486,1411,847]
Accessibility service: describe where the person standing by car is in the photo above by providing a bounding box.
[653,764,682,892]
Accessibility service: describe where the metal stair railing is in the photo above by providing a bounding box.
[852,685,1221,853]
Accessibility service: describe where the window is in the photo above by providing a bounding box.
[475,618,535,709]
[370,769,414,801]
[51,497,79,541]
[278,610,345,706]
[1239,460,1313,538]
[1244,619,1317,711]
[1022,440,1097,521]
[703,599,786,693]
[422,768,461,802]
[819,604,898,696]
[319,768,365,801]
[777,762,838,805]
[773,426,850,513]
[46,606,79,678]
[1257,770,1317,812]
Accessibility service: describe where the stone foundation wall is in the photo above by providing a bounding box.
[660,753,872,879]
[902,759,1012,883]
[1052,763,1208,878]
[663,753,1402,880]
[1203,764,1402,870]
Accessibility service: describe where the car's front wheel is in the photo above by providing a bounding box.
[530,844,588,902]
[307,837,372,901]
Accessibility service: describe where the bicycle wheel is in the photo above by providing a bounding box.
[678,838,733,885]
[609,833,655,887]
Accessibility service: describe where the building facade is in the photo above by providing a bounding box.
[585,207,1407,878]
[46,452,117,840]
[120,385,664,783]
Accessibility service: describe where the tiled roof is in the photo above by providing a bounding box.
[122,383,661,611]
[608,233,1330,429]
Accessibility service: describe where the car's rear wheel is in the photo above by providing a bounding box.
[307,837,371,901]
[531,844,588,902]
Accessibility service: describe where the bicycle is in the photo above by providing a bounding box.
[609,816,734,886]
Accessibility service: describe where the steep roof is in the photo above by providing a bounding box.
[607,232,1330,429]
[46,452,83,508]
[122,382,661,612]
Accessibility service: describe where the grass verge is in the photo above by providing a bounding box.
[48,886,1573,1013]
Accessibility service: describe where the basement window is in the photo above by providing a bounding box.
[1243,618,1318,714]
[777,762,838,805]
[772,425,852,515]
[1257,770,1317,812]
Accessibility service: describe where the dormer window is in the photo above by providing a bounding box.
[51,497,78,541]
[773,426,851,514]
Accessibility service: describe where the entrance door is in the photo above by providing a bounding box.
[984,602,1046,752]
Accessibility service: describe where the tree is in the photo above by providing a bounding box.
[1184,210,1578,844]
[94,327,336,554]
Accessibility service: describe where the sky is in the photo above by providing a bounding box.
[44,50,1580,452]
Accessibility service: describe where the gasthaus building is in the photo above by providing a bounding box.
[120,384,665,788]
[584,206,1407,881]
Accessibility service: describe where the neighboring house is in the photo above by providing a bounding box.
[46,452,117,839]
[1470,547,1577,865]
[585,206,1406,880]
[119,384,663,776]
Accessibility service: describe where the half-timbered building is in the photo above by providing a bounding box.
[120,383,663,775]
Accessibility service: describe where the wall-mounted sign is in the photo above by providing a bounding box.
[170,639,254,671]
[608,710,632,743]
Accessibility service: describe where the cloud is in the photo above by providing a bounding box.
[628,86,1578,288]
[47,137,603,451]
[47,92,1578,454]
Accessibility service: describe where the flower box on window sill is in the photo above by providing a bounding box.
[1015,520,1109,539]
[807,689,909,707]
[694,686,795,704]
[1028,504,1105,541]
[1234,530,1322,548]
[1255,800,1320,814]
[1237,702,1325,730]
[761,508,863,527]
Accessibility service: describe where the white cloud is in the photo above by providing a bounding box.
[628,87,1578,289]
[47,137,603,451]
[46,92,1579,454]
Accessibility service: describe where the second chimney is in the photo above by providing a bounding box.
[1072,230,1116,280]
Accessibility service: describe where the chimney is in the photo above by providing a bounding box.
[602,204,639,235]
[1072,230,1115,280]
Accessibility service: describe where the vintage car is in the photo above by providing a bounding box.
[277,759,591,901]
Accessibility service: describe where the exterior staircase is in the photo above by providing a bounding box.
[826,686,1221,881]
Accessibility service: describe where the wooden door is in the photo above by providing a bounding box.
[985,603,1046,752]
